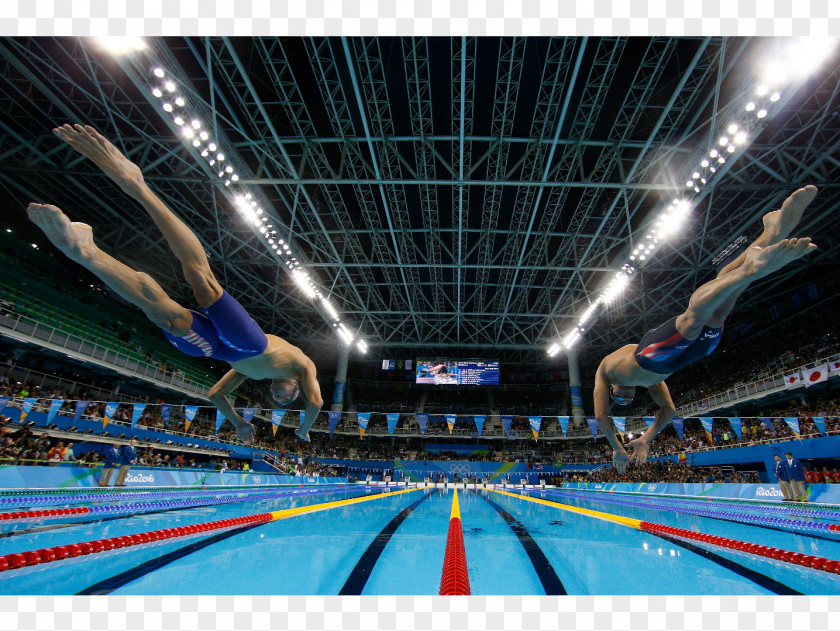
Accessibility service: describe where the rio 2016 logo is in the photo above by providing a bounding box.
[755,487,783,497]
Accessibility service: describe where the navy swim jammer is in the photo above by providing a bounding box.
[634,316,722,375]
[163,291,268,363]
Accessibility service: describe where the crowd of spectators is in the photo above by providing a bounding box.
[571,461,763,484]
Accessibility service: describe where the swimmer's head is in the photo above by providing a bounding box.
[270,378,300,406]
[610,385,636,406]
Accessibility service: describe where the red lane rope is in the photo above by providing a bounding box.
[640,521,840,574]
[0,507,90,520]
[0,513,273,572]
[439,490,471,596]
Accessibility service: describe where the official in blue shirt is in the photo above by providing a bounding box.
[784,451,807,502]
[98,442,121,487]
[772,454,793,501]
[114,437,138,487]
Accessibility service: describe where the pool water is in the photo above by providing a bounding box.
[1,484,838,594]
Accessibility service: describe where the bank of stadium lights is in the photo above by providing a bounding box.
[90,37,147,55]
[141,61,369,352]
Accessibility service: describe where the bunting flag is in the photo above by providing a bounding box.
[271,409,286,436]
[699,417,714,444]
[830,359,840,374]
[812,416,827,435]
[557,416,570,437]
[473,415,485,436]
[804,364,829,387]
[612,416,626,437]
[783,416,801,439]
[759,417,776,434]
[131,403,147,428]
[242,408,257,423]
[103,401,120,429]
[0,396,9,411]
[74,400,89,421]
[672,417,685,441]
[184,405,199,433]
[47,399,65,423]
[728,416,742,441]
[445,414,456,434]
[357,412,371,439]
[501,415,513,438]
[585,416,599,439]
[328,411,341,438]
[20,398,37,423]
[160,403,171,426]
[642,416,656,428]
[416,413,429,436]
[528,416,542,442]
[386,413,400,435]
[215,409,226,433]
[784,371,802,388]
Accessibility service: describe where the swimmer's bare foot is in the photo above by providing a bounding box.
[295,429,310,443]
[53,124,144,194]
[26,203,97,264]
[762,185,818,241]
[743,238,817,279]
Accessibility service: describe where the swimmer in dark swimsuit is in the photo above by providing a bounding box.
[27,124,323,445]
[593,186,820,472]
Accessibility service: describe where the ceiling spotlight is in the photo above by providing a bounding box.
[726,145,735,153]
[709,149,719,158]
[174,97,185,107]
[164,81,176,92]
[727,123,738,134]
[770,92,780,102]
[192,139,201,147]
[199,131,209,140]
[208,143,217,151]
[745,102,755,112]
[231,174,239,182]
[173,116,185,126]
[701,159,709,168]
[217,153,225,161]
[718,136,728,146]
[692,172,700,179]
[162,103,173,112]
[182,127,195,139]
[734,131,747,144]
[153,67,165,78]
[191,119,201,129]
[757,109,767,119]
[152,88,163,98]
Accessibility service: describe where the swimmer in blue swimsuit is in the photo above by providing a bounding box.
[27,124,324,444]
[593,186,820,473]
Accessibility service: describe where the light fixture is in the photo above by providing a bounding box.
[91,37,147,55]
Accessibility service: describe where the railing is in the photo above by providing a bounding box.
[0,364,147,406]
[677,351,840,417]
[0,308,210,398]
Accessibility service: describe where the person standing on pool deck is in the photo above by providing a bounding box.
[98,442,120,487]
[785,452,808,502]
[114,437,138,487]
[27,124,323,444]
[772,454,794,502]
[593,186,820,472]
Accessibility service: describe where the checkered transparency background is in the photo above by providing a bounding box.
[1,1,840,629]
[0,0,838,35]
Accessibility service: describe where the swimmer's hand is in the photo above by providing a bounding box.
[295,429,310,443]
[612,448,630,474]
[235,421,256,445]
[624,436,651,466]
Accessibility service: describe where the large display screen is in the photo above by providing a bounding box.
[415,360,500,385]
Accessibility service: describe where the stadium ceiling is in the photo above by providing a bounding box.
[0,37,839,371]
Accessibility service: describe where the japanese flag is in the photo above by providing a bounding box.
[784,371,801,388]
[830,360,840,374]
[804,364,829,387]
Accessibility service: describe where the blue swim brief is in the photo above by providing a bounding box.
[634,316,722,375]
[163,291,268,363]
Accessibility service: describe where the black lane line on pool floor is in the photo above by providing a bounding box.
[76,524,264,595]
[478,493,567,595]
[339,490,434,595]
[645,532,803,595]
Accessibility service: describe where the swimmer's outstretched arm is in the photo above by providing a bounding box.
[208,369,255,444]
[295,360,324,443]
[593,365,630,473]
[624,381,676,464]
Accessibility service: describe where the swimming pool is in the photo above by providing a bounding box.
[1,484,838,594]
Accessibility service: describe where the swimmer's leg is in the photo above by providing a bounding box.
[26,203,192,335]
[706,186,819,325]
[675,238,817,338]
[54,124,223,308]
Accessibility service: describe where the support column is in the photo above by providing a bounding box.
[331,344,350,412]
[567,348,585,427]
